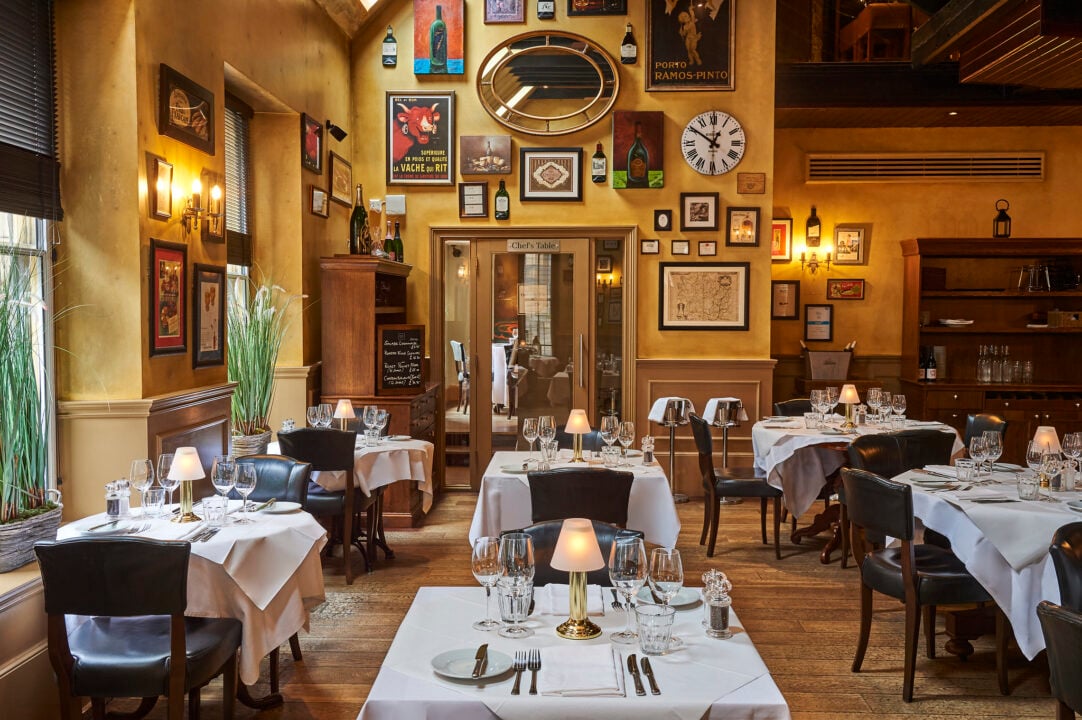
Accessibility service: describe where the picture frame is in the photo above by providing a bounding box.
[192,264,225,368]
[804,303,834,342]
[157,64,214,155]
[607,300,622,323]
[771,280,800,320]
[458,181,489,218]
[200,168,224,243]
[737,172,766,194]
[147,154,173,220]
[680,192,719,231]
[568,0,627,16]
[328,151,352,206]
[641,239,660,255]
[671,239,690,256]
[310,185,329,217]
[612,110,664,189]
[646,0,734,92]
[659,262,749,331]
[301,113,323,174]
[519,147,583,201]
[460,134,512,174]
[150,239,187,356]
[485,0,525,23]
[610,286,623,301]
[826,278,866,300]
[387,91,456,185]
[771,218,793,262]
[654,209,673,232]
[597,255,613,272]
[698,240,717,257]
[834,225,868,265]
[726,206,761,247]
[413,0,464,74]
[603,238,620,250]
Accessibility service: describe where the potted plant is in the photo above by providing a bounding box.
[0,260,61,572]
[227,275,299,456]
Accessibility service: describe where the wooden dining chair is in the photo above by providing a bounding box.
[526,467,633,526]
[503,521,644,586]
[773,398,812,416]
[1037,600,1082,720]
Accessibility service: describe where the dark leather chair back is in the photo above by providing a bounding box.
[277,427,356,472]
[502,521,644,586]
[847,434,905,478]
[841,467,914,542]
[235,454,311,505]
[689,413,716,488]
[965,413,1008,448]
[527,467,633,526]
[1037,601,1082,716]
[773,398,812,416]
[1051,521,1082,612]
[894,429,956,470]
[554,424,602,453]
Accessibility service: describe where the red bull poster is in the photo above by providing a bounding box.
[386,92,456,185]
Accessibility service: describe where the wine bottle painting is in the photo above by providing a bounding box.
[413,0,464,75]
[611,110,664,189]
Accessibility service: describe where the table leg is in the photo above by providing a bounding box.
[238,682,283,710]
[789,503,842,565]
[374,490,395,559]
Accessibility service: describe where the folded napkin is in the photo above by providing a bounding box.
[534,584,605,616]
[647,397,696,424]
[538,645,624,697]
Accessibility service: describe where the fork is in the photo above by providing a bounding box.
[511,651,527,695]
[196,527,222,543]
[528,649,541,695]
[610,588,624,610]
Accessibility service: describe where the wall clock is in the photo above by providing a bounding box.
[680,111,745,176]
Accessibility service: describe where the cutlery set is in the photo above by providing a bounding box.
[627,653,660,695]
[503,647,659,696]
[610,588,635,611]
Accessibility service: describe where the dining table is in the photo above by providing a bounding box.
[357,586,790,720]
[469,451,681,548]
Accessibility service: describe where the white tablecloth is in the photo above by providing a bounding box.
[58,505,327,685]
[468,451,681,548]
[357,587,790,720]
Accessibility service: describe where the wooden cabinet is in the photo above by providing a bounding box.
[900,238,1082,463]
[319,256,442,527]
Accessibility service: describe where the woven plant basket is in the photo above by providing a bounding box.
[231,429,272,457]
[0,505,62,573]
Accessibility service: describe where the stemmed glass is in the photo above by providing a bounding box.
[157,453,178,510]
[809,389,825,428]
[211,455,237,517]
[233,464,257,523]
[1039,452,1063,501]
[306,406,320,428]
[618,421,636,466]
[129,459,155,517]
[521,417,539,464]
[892,394,907,419]
[496,533,535,639]
[1063,432,1082,484]
[600,414,619,451]
[471,536,502,631]
[815,393,833,427]
[968,435,988,480]
[608,534,647,644]
[362,405,379,432]
[982,430,1003,477]
[648,547,684,650]
[1026,440,1045,480]
[826,387,840,420]
[538,415,556,450]
[375,409,390,442]
[318,403,334,428]
[866,389,882,425]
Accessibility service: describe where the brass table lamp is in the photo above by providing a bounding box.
[565,409,592,463]
[170,446,205,523]
[550,518,605,640]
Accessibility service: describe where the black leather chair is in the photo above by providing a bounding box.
[527,467,633,526]
[841,467,1008,701]
[502,521,644,586]
[555,423,603,454]
[690,413,782,559]
[1037,600,1082,720]
[894,428,957,468]
[450,339,469,413]
[1050,521,1082,611]
[965,412,1008,448]
[773,398,812,416]
[35,538,241,720]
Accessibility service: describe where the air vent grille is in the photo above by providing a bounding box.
[806,152,1044,182]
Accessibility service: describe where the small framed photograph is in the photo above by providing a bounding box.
[157,64,214,154]
[659,262,749,331]
[458,181,489,218]
[603,238,620,250]
[771,280,800,320]
[192,264,225,368]
[671,240,690,256]
[826,278,866,300]
[771,218,793,262]
[310,186,329,217]
[460,134,511,174]
[698,240,717,257]
[804,303,834,342]
[641,239,660,255]
[150,239,187,356]
[610,286,623,300]
[485,0,524,23]
[835,225,868,265]
[680,192,719,231]
[607,300,622,323]
[597,255,613,272]
[568,0,627,15]
[737,172,766,194]
[520,147,583,201]
[328,151,352,206]
[147,154,173,220]
[726,207,761,247]
[654,209,673,232]
[301,113,323,174]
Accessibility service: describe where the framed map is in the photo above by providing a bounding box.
[658,262,749,331]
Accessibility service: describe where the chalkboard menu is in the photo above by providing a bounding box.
[377,324,425,395]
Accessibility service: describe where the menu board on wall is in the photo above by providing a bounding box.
[378,324,426,395]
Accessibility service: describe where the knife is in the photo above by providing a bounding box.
[640,657,661,695]
[471,643,489,679]
[627,653,646,696]
[87,518,120,532]
[253,497,277,512]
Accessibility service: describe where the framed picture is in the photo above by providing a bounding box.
[771,280,800,320]
[485,0,524,23]
[612,110,664,189]
[726,207,761,247]
[680,192,719,231]
[568,0,627,15]
[301,113,323,174]
[310,185,329,217]
[654,209,673,232]
[460,134,511,174]
[150,239,187,356]
[646,0,734,92]
[413,0,464,74]
[659,262,749,331]
[698,240,717,256]
[459,181,489,218]
[835,225,868,265]
[771,218,793,262]
[805,303,834,342]
[603,238,620,250]
[672,239,690,255]
[597,255,613,272]
[610,286,623,300]
[737,172,766,194]
[607,300,622,323]
[387,92,455,185]
[192,264,225,368]
[641,239,660,255]
[147,154,173,220]
[200,169,224,242]
[328,152,352,206]
[157,64,214,154]
[826,278,866,300]
[519,147,583,201]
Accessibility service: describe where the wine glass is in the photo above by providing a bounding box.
[362,405,379,431]
[538,415,556,446]
[826,387,840,420]
[306,406,320,428]
[157,453,178,510]
[496,533,535,639]
[375,409,390,443]
[521,417,539,463]
[982,430,1003,477]
[809,389,825,428]
[318,403,334,428]
[1026,440,1046,485]
[1040,452,1062,501]
[618,421,635,466]
[600,414,619,450]
[648,547,684,650]
[968,435,988,480]
[866,388,882,425]
[129,459,155,517]
[211,455,237,513]
[608,534,647,644]
[471,536,502,631]
[892,394,907,418]
[1063,432,1082,481]
[233,464,257,524]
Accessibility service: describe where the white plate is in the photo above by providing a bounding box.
[762,423,798,429]
[1068,500,1082,513]
[260,501,302,514]
[431,648,513,680]
[76,518,134,535]
[762,416,790,421]
[637,586,700,608]
[500,464,529,475]
[387,435,412,441]
[624,449,643,458]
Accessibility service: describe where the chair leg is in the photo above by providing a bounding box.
[839,503,850,569]
[706,495,722,557]
[1056,700,1075,720]
[699,492,710,546]
[289,632,303,660]
[270,647,281,694]
[91,698,107,720]
[996,608,1011,695]
[167,689,184,720]
[773,496,782,560]
[221,652,238,718]
[759,497,768,545]
[187,688,200,720]
[923,605,936,658]
[853,582,873,672]
[903,601,922,702]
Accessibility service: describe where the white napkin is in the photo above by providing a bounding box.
[647,397,696,423]
[538,645,624,697]
[534,584,605,616]
[703,397,740,425]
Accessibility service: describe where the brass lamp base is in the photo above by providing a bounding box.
[171,479,202,523]
[556,570,601,638]
[556,616,602,640]
[570,434,586,462]
[840,403,857,433]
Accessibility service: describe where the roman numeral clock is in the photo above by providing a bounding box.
[680,110,745,176]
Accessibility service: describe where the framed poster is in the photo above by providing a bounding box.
[726,207,760,247]
[310,186,329,217]
[835,225,868,265]
[612,110,664,189]
[826,278,866,300]
[413,0,464,74]
[460,134,511,174]
[641,239,660,255]
[485,0,525,23]
[680,192,718,231]
[698,240,717,256]
[568,0,627,15]
[192,264,225,368]
[771,280,800,320]
[658,262,749,331]
[387,92,455,185]
[519,147,583,201]
[805,303,834,342]
[607,300,622,323]
[158,64,214,154]
[150,239,187,356]
[458,181,489,218]
[301,113,323,174]
[771,218,793,261]
[329,152,352,206]
[671,239,690,255]
[646,0,734,92]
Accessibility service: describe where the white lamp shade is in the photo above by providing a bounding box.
[839,384,860,404]
[334,398,356,419]
[565,408,592,434]
[550,518,605,572]
[1033,426,1061,454]
[168,446,205,481]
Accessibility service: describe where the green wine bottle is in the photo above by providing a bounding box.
[627,122,649,188]
[349,185,372,254]
[494,180,510,220]
[391,221,404,262]
[429,6,447,74]
[382,26,397,67]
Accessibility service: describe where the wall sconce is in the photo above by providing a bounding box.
[456,262,468,282]
[182,178,204,235]
[993,198,1011,238]
[798,244,832,275]
[326,119,348,142]
[596,273,613,289]
[183,175,223,238]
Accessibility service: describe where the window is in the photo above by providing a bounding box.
[224,94,252,273]
[522,254,553,356]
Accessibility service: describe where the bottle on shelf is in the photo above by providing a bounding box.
[926,346,938,381]
[382,25,398,67]
[620,23,637,64]
[806,206,821,247]
[494,179,510,219]
[390,221,403,263]
[385,219,394,258]
[537,0,555,19]
[976,344,992,383]
[429,5,447,74]
[918,346,927,381]
[349,185,372,255]
[591,142,607,184]
[626,122,649,188]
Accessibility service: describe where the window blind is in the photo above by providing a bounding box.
[224,94,252,266]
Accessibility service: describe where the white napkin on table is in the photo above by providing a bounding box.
[647,397,696,423]
[534,584,605,616]
[538,645,624,697]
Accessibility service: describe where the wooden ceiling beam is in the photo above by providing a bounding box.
[911,0,1016,65]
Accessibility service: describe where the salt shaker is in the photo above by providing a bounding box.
[641,435,655,464]
[701,569,733,639]
[105,480,130,519]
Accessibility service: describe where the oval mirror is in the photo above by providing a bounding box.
[477,31,620,136]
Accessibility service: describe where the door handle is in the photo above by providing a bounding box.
[578,334,585,389]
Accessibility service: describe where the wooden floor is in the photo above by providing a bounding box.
[112,491,1055,719]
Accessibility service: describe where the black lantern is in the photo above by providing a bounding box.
[993,199,1011,238]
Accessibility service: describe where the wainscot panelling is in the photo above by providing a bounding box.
[146,384,234,503]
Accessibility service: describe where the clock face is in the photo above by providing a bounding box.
[681,111,746,176]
